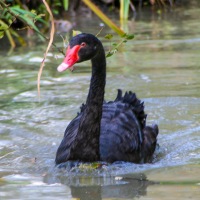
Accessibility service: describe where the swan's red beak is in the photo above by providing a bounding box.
[57,45,81,72]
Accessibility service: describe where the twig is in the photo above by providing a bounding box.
[37,0,55,96]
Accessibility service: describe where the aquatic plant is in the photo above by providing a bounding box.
[0,0,47,47]
[120,0,130,20]
[82,0,125,36]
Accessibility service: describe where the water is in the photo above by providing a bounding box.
[0,6,200,200]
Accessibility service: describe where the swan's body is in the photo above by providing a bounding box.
[55,33,158,165]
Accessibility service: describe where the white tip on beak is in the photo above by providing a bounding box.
[57,63,70,72]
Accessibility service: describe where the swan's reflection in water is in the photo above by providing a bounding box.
[70,175,154,200]
[44,164,156,200]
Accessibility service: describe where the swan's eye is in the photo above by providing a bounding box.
[80,42,86,47]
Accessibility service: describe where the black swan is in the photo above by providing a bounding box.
[55,33,158,164]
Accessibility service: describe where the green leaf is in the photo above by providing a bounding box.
[112,43,117,46]
[31,9,37,15]
[72,30,82,36]
[121,33,134,40]
[0,31,4,39]
[106,51,114,57]
[53,10,59,15]
[104,34,113,40]
[10,7,40,32]
[10,6,47,26]
[0,20,9,31]
[63,0,69,11]
[125,34,134,40]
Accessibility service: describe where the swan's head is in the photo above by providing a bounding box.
[57,33,101,72]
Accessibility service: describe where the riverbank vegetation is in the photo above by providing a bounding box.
[0,0,198,48]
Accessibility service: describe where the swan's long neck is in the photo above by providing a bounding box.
[86,45,106,109]
[73,44,106,161]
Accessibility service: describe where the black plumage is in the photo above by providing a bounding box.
[55,33,158,165]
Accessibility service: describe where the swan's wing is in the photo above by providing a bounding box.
[100,90,158,163]
[100,101,143,163]
[55,114,80,164]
